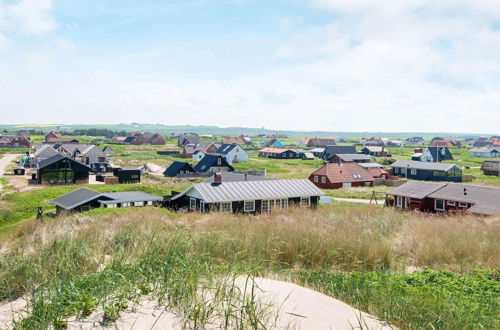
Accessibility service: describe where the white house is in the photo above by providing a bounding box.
[470,147,500,158]
[388,140,408,147]
[217,144,249,165]
[192,150,206,162]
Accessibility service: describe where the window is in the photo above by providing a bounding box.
[459,202,467,208]
[314,176,319,183]
[189,198,196,211]
[435,199,445,211]
[217,158,222,165]
[220,202,231,213]
[289,153,293,158]
[261,200,269,213]
[396,196,403,208]
[244,200,255,212]
[200,201,205,213]
[283,153,287,158]
[411,168,417,175]
[447,201,456,206]
[321,176,326,184]
[394,168,399,174]
[300,197,310,207]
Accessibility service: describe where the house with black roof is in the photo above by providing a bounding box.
[419,147,453,162]
[216,143,248,165]
[36,154,93,185]
[164,161,196,177]
[51,188,163,213]
[194,154,234,173]
[320,145,357,160]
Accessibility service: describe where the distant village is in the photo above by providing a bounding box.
[0,129,499,216]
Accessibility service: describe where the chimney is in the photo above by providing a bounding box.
[213,172,222,184]
[244,173,248,181]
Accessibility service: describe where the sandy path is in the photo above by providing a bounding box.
[1,277,392,329]
[333,197,383,205]
[0,154,22,191]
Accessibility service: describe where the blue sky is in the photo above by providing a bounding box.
[1,0,499,133]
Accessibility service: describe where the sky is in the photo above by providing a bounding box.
[0,0,499,133]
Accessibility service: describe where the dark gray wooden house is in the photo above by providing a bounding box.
[51,188,162,213]
[165,176,323,214]
[391,160,462,182]
[36,154,93,185]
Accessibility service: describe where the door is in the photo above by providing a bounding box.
[342,182,352,188]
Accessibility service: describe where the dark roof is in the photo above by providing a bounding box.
[36,154,93,171]
[387,182,447,199]
[50,188,102,210]
[51,188,163,210]
[426,147,453,161]
[217,144,238,155]
[320,145,357,159]
[388,182,500,215]
[194,154,234,172]
[164,161,195,176]
[202,172,274,183]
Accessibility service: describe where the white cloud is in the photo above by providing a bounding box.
[0,1,499,133]
[0,0,56,35]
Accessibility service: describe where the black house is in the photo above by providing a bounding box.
[194,154,234,173]
[164,161,196,177]
[320,145,357,160]
[50,188,163,213]
[36,154,92,185]
[113,168,141,183]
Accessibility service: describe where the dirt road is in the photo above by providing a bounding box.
[0,154,22,191]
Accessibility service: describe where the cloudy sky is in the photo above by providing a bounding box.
[0,0,499,133]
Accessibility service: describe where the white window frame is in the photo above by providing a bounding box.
[244,200,255,212]
[396,196,403,208]
[411,168,417,175]
[200,201,205,213]
[314,175,318,183]
[300,197,310,207]
[189,198,197,211]
[217,158,222,165]
[435,199,445,211]
[321,176,326,184]
[458,202,467,208]
[394,168,399,174]
[447,201,456,206]
[261,200,269,213]
[289,153,293,157]
[220,202,232,213]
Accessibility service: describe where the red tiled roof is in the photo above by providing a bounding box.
[310,163,374,183]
